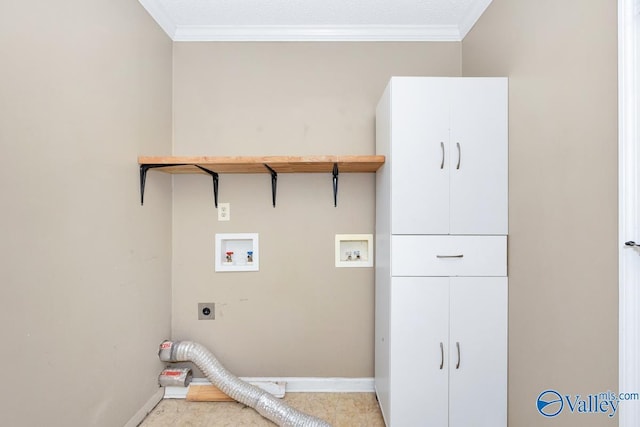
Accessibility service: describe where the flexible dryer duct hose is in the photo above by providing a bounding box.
[158,340,331,427]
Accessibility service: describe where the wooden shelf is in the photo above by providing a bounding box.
[138,155,385,207]
[138,155,385,174]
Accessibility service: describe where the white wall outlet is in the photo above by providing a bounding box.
[218,203,230,221]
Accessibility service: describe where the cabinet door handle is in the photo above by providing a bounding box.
[436,254,464,258]
[456,142,461,170]
[440,342,444,369]
[456,342,461,369]
[440,141,445,169]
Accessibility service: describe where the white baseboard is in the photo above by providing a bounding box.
[274,377,375,393]
[125,388,164,427]
[164,377,375,399]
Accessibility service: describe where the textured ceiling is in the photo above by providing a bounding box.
[139,0,493,41]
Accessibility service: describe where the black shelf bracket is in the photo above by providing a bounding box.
[264,164,278,207]
[332,163,339,207]
[194,165,220,208]
[139,164,183,205]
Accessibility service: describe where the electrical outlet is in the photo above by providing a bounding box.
[198,303,215,320]
[218,203,230,221]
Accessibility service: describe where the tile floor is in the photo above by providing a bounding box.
[140,393,385,427]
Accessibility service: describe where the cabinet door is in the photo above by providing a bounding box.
[449,78,508,235]
[449,277,508,427]
[391,78,451,235]
[390,277,449,427]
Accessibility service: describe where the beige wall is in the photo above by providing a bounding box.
[462,1,618,425]
[171,42,461,376]
[0,1,173,426]
[0,0,618,422]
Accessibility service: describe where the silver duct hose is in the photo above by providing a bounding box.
[158,340,331,427]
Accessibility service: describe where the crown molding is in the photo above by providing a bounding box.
[458,0,493,38]
[138,0,490,42]
[171,24,462,42]
[173,24,463,42]
[139,0,177,38]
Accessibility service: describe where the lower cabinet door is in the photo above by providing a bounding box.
[449,277,508,427]
[390,277,449,427]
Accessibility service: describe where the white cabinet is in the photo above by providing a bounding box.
[390,277,507,427]
[375,77,508,427]
[383,77,508,235]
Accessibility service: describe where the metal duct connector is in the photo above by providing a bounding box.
[158,340,331,427]
[158,367,192,387]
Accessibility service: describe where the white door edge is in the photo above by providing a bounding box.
[619,0,640,425]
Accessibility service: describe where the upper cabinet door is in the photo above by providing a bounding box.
[390,78,451,235]
[385,77,508,236]
[450,78,508,235]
